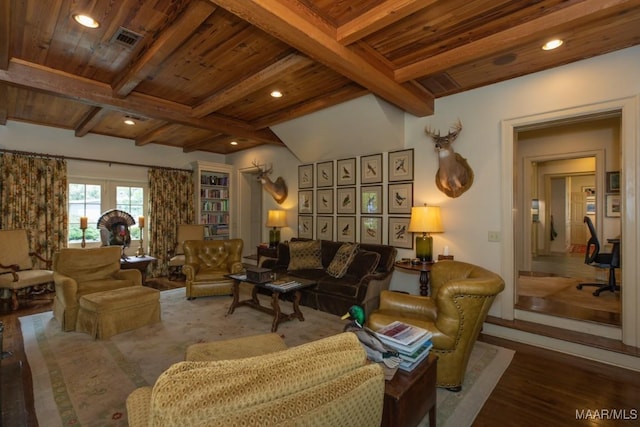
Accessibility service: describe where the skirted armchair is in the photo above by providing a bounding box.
[183,239,243,300]
[53,247,142,331]
[368,260,505,391]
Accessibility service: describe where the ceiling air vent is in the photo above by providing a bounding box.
[111,27,143,49]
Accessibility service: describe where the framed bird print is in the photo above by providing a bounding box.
[298,190,313,214]
[337,157,356,186]
[316,216,334,240]
[316,161,334,187]
[336,216,356,242]
[361,153,383,184]
[388,217,413,249]
[298,215,313,238]
[336,187,356,214]
[360,185,382,214]
[316,188,334,214]
[298,164,313,189]
[388,182,413,214]
[361,217,382,244]
[388,149,414,182]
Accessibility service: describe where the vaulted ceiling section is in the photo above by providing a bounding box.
[1,0,639,154]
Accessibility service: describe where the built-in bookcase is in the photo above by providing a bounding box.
[192,161,233,240]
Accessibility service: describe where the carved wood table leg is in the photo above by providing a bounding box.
[270,292,282,332]
[291,290,305,321]
[226,280,240,315]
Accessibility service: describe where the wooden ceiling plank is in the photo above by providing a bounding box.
[112,1,216,97]
[0,0,9,70]
[192,53,314,117]
[74,107,109,137]
[395,0,634,82]
[337,0,437,45]
[209,0,434,117]
[0,58,282,144]
[135,123,180,146]
[182,134,232,153]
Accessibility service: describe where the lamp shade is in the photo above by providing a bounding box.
[407,205,443,233]
[266,210,287,228]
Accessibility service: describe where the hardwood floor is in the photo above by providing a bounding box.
[1,283,638,427]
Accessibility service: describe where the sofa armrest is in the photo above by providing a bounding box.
[53,272,79,307]
[182,263,199,280]
[126,386,152,427]
[115,269,142,286]
[357,270,396,318]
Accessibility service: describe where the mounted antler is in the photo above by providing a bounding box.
[252,160,288,204]
[425,119,474,198]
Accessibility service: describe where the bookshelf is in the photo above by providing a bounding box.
[192,161,233,240]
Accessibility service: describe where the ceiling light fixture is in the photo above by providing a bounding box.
[123,118,136,126]
[542,39,563,51]
[73,14,100,29]
[270,90,283,98]
[230,141,238,146]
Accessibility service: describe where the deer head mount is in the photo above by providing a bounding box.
[252,160,288,204]
[425,119,474,198]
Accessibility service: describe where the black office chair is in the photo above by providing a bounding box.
[576,216,620,296]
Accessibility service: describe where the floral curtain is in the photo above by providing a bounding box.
[147,167,194,277]
[0,152,68,265]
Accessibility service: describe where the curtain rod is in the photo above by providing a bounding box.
[0,148,191,172]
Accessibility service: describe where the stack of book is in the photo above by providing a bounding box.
[374,321,433,372]
[265,280,304,291]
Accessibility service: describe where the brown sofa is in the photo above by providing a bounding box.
[126,332,384,427]
[52,247,142,332]
[368,260,505,390]
[183,238,243,299]
[262,238,397,317]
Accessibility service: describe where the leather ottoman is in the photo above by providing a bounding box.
[76,286,161,339]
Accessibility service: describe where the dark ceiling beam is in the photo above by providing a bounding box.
[182,134,233,153]
[0,0,10,70]
[0,58,283,144]
[192,53,314,117]
[336,0,437,45]
[112,1,216,97]
[74,107,109,137]
[209,0,434,117]
[135,123,182,146]
[395,0,633,82]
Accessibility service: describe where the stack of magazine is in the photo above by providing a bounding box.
[374,321,433,372]
[265,279,304,291]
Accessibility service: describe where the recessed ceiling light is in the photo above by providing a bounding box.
[270,90,283,98]
[124,118,136,126]
[73,14,100,29]
[542,39,563,51]
[230,141,238,146]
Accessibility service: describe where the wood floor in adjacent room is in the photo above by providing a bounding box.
[1,280,639,427]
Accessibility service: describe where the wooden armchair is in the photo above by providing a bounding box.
[183,239,243,299]
[0,229,53,310]
[368,260,504,391]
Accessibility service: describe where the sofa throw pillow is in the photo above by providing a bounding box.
[327,243,360,278]
[288,240,323,270]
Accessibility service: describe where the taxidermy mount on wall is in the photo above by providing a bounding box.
[425,119,474,198]
[252,160,288,204]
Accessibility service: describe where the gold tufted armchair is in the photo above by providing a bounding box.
[368,260,504,391]
[183,239,243,300]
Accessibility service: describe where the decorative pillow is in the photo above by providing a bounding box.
[327,243,360,278]
[288,240,323,270]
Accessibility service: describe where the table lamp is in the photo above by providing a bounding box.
[407,204,443,263]
[266,210,287,248]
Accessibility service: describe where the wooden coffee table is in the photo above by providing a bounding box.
[225,274,316,332]
[382,353,438,427]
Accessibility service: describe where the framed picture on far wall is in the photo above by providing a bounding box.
[361,185,382,215]
[298,215,313,238]
[388,149,414,182]
[606,194,621,217]
[336,216,356,242]
[388,182,413,214]
[361,153,383,184]
[316,161,334,188]
[298,190,313,214]
[336,187,356,214]
[316,189,334,214]
[316,216,334,240]
[298,164,313,189]
[606,171,620,193]
[388,217,412,249]
[336,157,356,186]
[361,217,382,244]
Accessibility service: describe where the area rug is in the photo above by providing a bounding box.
[21,287,513,426]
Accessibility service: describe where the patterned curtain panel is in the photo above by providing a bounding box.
[0,152,68,265]
[148,168,194,277]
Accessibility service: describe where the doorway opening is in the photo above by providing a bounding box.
[515,115,622,327]
[237,167,263,262]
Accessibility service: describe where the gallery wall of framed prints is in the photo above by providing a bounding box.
[296,149,414,249]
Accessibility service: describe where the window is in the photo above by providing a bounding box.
[68,180,146,245]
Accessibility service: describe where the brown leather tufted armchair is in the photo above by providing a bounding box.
[183,239,243,300]
[367,260,504,391]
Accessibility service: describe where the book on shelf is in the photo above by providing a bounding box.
[375,321,432,354]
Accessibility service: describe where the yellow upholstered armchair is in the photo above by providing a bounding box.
[167,224,205,280]
[52,247,142,331]
[0,229,54,310]
[183,239,243,300]
[368,260,505,391]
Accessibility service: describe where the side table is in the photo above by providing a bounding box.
[120,255,156,284]
[382,353,437,427]
[394,260,434,296]
[257,245,278,266]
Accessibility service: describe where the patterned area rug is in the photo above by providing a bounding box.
[21,287,513,426]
